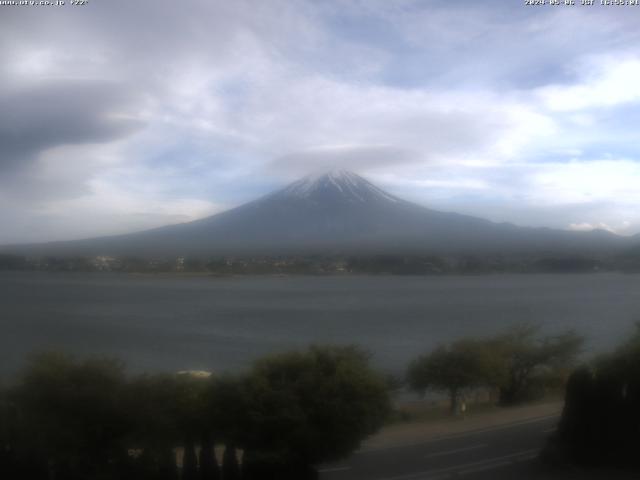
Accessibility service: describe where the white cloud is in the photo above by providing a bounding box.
[30,179,224,242]
[568,222,614,233]
[568,221,631,235]
[528,160,640,206]
[538,57,640,112]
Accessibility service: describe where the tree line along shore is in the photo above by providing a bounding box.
[3,252,640,274]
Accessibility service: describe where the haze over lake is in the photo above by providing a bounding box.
[2,272,638,377]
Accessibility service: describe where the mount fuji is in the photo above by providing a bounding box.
[3,170,632,257]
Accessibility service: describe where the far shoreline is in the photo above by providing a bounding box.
[2,269,639,279]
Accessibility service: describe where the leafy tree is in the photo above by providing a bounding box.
[173,374,210,480]
[4,346,390,479]
[126,372,211,479]
[235,345,390,478]
[408,326,583,411]
[1,382,49,480]
[494,325,583,405]
[204,375,247,447]
[0,385,16,476]
[201,375,249,479]
[198,433,220,480]
[182,441,198,480]
[11,351,131,479]
[407,338,504,414]
[549,325,640,467]
[221,445,241,480]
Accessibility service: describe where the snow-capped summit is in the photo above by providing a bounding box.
[277,170,400,204]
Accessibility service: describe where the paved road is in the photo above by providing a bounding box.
[319,414,562,480]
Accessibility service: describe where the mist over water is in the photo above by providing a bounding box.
[1,271,638,378]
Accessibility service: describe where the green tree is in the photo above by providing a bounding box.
[204,375,247,449]
[126,372,211,479]
[182,441,198,480]
[407,338,504,414]
[198,433,220,480]
[201,375,247,479]
[0,384,16,476]
[12,351,131,480]
[221,445,241,480]
[235,345,390,478]
[494,325,583,405]
[550,324,640,467]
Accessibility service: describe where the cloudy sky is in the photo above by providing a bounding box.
[2,0,640,243]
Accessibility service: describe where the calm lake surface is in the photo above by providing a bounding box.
[1,272,639,377]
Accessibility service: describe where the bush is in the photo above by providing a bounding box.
[236,345,390,473]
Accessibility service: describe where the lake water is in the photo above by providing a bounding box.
[1,272,639,378]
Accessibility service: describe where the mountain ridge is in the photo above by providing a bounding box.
[1,170,634,258]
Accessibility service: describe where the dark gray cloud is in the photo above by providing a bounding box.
[0,80,142,174]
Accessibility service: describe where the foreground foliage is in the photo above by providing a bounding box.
[239,346,390,472]
[407,339,503,413]
[548,325,640,468]
[407,325,583,413]
[0,346,390,480]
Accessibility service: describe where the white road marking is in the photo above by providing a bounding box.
[424,443,487,458]
[374,448,539,480]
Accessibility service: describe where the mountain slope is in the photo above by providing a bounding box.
[3,170,633,257]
